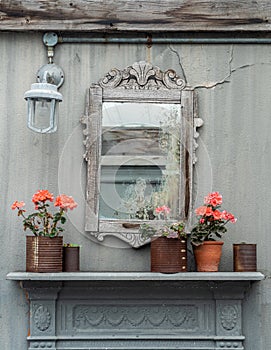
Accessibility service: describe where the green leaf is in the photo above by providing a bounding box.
[60,217,66,224]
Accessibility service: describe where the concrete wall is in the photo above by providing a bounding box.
[1,32,270,349]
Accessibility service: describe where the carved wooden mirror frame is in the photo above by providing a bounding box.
[82,61,202,248]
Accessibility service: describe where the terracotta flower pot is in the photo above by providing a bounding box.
[151,236,187,273]
[26,236,63,272]
[193,241,224,272]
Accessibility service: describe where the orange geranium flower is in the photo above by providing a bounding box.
[222,210,237,223]
[205,206,213,216]
[12,190,78,237]
[54,194,78,211]
[32,190,54,204]
[11,201,25,210]
[195,206,207,216]
[212,209,222,220]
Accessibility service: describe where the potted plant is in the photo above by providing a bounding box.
[190,191,236,272]
[63,243,81,272]
[11,190,77,272]
[140,206,187,273]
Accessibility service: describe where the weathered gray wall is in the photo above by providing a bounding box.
[1,32,271,349]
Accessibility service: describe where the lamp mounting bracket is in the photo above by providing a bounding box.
[43,32,58,47]
[37,63,64,88]
[43,32,59,64]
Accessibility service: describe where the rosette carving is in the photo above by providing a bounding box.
[219,305,238,331]
[34,305,51,331]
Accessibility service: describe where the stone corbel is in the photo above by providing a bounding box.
[22,281,62,350]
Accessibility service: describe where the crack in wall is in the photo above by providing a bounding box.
[169,45,187,82]
[168,44,261,91]
[192,65,255,91]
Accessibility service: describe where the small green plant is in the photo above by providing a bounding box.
[63,243,80,247]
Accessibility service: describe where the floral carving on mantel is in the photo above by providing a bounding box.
[219,305,238,331]
[34,305,51,331]
[99,61,186,90]
[73,304,198,330]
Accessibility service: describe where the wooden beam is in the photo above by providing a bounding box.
[0,0,271,32]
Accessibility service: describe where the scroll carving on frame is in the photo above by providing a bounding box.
[82,61,203,247]
[99,61,186,90]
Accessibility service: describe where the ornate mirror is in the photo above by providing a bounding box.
[82,61,202,247]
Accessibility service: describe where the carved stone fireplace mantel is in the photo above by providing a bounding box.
[7,272,264,350]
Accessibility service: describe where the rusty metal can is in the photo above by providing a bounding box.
[151,236,187,273]
[63,246,80,272]
[233,243,257,272]
[26,236,63,272]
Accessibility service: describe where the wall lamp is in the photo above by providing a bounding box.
[24,33,64,133]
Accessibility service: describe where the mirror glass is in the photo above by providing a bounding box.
[99,102,181,221]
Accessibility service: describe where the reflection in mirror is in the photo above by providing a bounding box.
[100,102,181,222]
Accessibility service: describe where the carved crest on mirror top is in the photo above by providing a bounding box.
[82,61,203,248]
[99,60,186,90]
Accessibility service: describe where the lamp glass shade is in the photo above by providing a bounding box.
[27,98,58,133]
[24,83,62,133]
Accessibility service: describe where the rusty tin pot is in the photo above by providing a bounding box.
[151,236,187,273]
[233,243,257,272]
[193,241,224,272]
[26,236,63,272]
[63,246,80,272]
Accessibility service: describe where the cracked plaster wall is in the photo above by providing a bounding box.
[0,32,271,349]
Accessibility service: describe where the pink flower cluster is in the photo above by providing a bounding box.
[155,205,171,220]
[204,191,222,207]
[195,191,236,223]
[54,194,78,211]
[155,205,171,215]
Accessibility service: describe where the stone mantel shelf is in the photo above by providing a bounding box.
[8,271,264,350]
[6,271,265,281]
